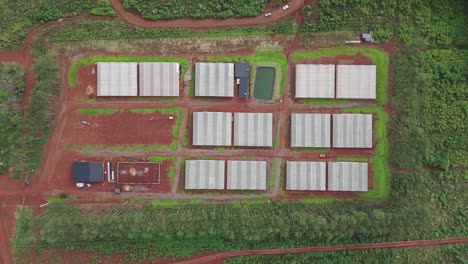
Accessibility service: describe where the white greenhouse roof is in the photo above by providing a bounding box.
[336,65,376,99]
[139,62,180,96]
[291,113,331,148]
[227,160,267,190]
[328,162,368,191]
[295,64,335,98]
[234,112,273,147]
[185,160,225,190]
[97,62,138,96]
[195,62,234,97]
[193,112,232,146]
[332,114,372,148]
[286,161,326,191]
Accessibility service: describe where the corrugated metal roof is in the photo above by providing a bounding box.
[328,162,368,191]
[139,62,179,96]
[193,112,232,146]
[333,114,373,148]
[336,65,376,99]
[185,160,225,189]
[227,161,266,190]
[234,112,273,147]
[286,161,326,190]
[195,62,234,97]
[291,113,331,148]
[97,62,138,96]
[295,64,335,98]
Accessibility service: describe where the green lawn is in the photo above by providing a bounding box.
[75,108,119,116]
[291,47,389,105]
[68,55,188,88]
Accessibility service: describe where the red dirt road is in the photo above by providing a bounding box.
[109,0,305,28]
[175,238,468,264]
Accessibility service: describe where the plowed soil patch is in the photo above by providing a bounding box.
[62,111,175,146]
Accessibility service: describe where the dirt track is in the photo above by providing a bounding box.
[109,0,305,28]
[175,238,468,264]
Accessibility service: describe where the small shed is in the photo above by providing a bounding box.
[72,161,103,183]
[362,33,373,42]
[235,63,250,99]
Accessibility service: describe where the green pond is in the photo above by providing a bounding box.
[253,67,275,100]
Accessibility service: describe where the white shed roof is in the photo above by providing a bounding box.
[227,161,266,190]
[295,64,335,98]
[193,112,232,146]
[291,113,331,148]
[234,112,273,147]
[286,161,326,191]
[185,160,225,190]
[328,162,368,191]
[333,114,372,148]
[97,62,138,96]
[195,62,234,97]
[336,65,376,99]
[139,62,179,96]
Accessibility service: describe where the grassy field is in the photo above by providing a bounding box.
[291,47,389,105]
[68,55,188,88]
[75,108,119,116]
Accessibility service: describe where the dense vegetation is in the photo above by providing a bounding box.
[13,170,466,261]
[8,55,60,178]
[122,0,267,20]
[390,48,467,170]
[0,63,25,174]
[0,0,115,50]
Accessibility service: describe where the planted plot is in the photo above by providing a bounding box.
[253,67,276,100]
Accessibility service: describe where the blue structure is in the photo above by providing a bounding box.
[234,63,250,99]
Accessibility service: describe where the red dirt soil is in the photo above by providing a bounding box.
[62,110,175,146]
[109,0,305,28]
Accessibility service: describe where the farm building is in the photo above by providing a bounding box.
[336,65,376,99]
[72,161,103,183]
[235,62,250,99]
[295,64,335,98]
[286,161,326,191]
[139,62,180,96]
[333,114,373,148]
[328,162,368,191]
[193,112,232,146]
[97,62,138,96]
[195,62,234,97]
[291,113,331,148]
[227,160,266,190]
[234,112,273,147]
[185,160,225,190]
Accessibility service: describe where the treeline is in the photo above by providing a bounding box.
[122,0,267,20]
[8,55,60,178]
[0,0,115,50]
[16,170,466,261]
[0,63,25,174]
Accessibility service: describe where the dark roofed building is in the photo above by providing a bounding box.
[234,63,250,98]
[72,161,103,183]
